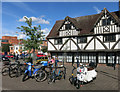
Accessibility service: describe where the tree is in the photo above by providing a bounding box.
[17,17,45,64]
[2,44,11,53]
[41,46,47,53]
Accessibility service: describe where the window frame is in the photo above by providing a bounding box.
[103,34,116,42]
[78,37,87,43]
[102,18,111,26]
[54,38,62,45]
[2,40,8,42]
[65,24,71,30]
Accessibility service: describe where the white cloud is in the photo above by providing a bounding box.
[18,32,26,39]
[19,16,50,24]
[41,28,49,34]
[93,6,101,14]
[38,28,50,37]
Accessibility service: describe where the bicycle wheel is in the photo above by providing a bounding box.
[34,70,47,82]
[9,67,18,78]
[2,66,9,76]
[75,80,80,89]
[22,71,29,82]
[47,72,55,84]
[69,77,74,84]
[58,71,64,80]
[16,67,22,77]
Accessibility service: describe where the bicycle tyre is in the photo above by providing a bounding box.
[9,67,18,78]
[69,77,74,84]
[22,71,29,82]
[2,66,9,76]
[34,70,47,82]
[58,71,64,80]
[47,73,55,84]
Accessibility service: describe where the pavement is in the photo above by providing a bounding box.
[1,60,120,91]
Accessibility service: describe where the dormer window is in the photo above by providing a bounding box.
[65,24,71,30]
[102,18,111,26]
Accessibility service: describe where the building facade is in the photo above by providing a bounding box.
[9,45,25,55]
[1,36,19,45]
[47,8,120,65]
[0,36,19,55]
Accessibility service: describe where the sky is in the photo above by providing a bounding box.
[2,2,119,39]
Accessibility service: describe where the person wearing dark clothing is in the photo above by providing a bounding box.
[13,52,16,60]
[113,56,116,70]
[23,52,25,61]
[15,53,19,62]
[89,61,96,68]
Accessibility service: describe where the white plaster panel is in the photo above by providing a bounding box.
[48,42,55,50]
[71,40,77,50]
[86,39,94,50]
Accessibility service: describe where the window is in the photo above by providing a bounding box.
[81,53,89,63]
[78,37,87,43]
[2,40,8,42]
[102,18,111,26]
[11,47,13,50]
[103,35,116,42]
[54,38,62,44]
[89,53,96,63]
[16,47,18,50]
[65,24,71,30]
[102,19,106,26]
[99,53,106,63]
[107,18,111,25]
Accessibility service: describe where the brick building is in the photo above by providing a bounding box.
[1,36,19,55]
[1,36,19,45]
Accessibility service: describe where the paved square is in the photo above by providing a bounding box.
[1,62,119,90]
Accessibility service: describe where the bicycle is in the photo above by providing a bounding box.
[2,60,25,78]
[2,61,11,76]
[9,61,25,78]
[22,62,47,82]
[47,60,66,84]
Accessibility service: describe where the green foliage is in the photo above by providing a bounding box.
[2,44,11,52]
[17,16,45,51]
[41,46,47,53]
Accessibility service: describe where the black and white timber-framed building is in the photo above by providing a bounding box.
[47,8,120,65]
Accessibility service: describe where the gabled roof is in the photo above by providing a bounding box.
[47,9,120,38]
[94,8,120,26]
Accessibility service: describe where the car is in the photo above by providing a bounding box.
[37,53,47,57]
[36,56,48,64]
[2,55,10,61]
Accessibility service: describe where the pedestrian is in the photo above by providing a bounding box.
[50,57,55,67]
[113,56,116,70]
[23,52,25,61]
[15,52,19,62]
[13,52,16,60]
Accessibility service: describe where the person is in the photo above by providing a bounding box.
[23,52,25,61]
[13,52,16,60]
[113,56,116,70]
[15,52,19,62]
[51,57,55,64]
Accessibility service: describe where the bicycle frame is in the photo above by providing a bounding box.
[52,69,61,76]
[24,62,41,77]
